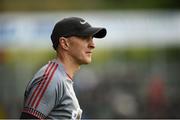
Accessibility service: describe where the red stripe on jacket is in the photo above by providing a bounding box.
[30,62,56,108]
[35,63,58,109]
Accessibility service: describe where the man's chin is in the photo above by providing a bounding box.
[80,59,92,65]
[86,58,92,64]
[83,61,91,65]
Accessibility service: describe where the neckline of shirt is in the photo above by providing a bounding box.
[52,59,73,81]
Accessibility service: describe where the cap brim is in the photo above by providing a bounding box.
[82,27,107,38]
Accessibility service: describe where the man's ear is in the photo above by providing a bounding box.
[59,37,70,50]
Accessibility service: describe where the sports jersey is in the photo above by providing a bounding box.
[22,59,82,119]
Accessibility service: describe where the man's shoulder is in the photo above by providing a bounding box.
[33,61,56,78]
[34,61,54,77]
[31,60,67,84]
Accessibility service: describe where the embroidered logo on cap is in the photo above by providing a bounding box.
[80,20,86,24]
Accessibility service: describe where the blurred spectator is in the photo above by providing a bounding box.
[146,75,168,118]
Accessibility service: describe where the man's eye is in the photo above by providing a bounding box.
[80,36,88,39]
[77,36,91,40]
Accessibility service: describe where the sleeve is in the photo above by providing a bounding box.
[20,112,39,119]
[21,63,62,119]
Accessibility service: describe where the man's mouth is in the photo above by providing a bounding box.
[86,51,92,53]
[86,52,92,53]
[86,51,92,55]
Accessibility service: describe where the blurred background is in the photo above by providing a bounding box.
[0,0,180,118]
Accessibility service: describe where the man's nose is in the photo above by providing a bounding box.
[89,39,95,49]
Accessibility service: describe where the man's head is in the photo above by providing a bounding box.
[50,17,107,64]
[51,17,106,50]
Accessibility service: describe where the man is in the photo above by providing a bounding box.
[20,17,106,119]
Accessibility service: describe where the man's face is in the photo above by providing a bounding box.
[66,36,95,65]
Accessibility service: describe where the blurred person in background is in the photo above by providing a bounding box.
[146,75,168,118]
[20,17,106,119]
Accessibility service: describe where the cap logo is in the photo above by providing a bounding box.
[80,20,86,25]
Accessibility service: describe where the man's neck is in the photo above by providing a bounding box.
[57,54,80,79]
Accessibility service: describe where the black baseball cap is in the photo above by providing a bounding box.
[51,17,107,50]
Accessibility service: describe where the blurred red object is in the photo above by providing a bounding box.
[147,75,168,118]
